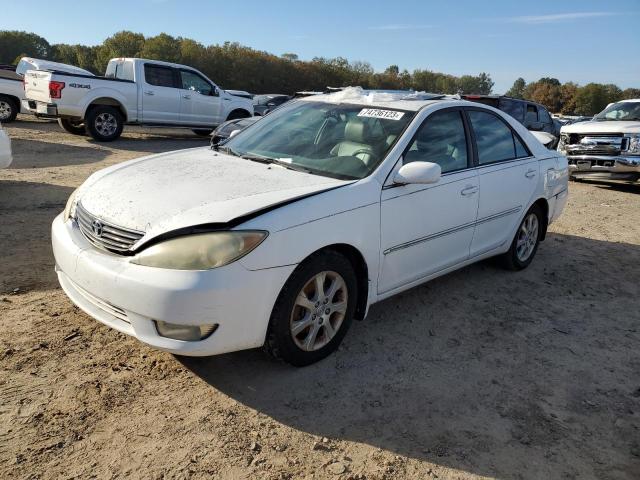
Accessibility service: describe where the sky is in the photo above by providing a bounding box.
[3,0,639,93]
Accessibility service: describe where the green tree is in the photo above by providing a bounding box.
[506,78,526,98]
[140,33,181,63]
[621,88,640,100]
[281,53,298,61]
[0,30,50,64]
[574,84,611,116]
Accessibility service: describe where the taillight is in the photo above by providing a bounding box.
[49,81,65,99]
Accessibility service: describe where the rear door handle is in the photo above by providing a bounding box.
[525,169,537,178]
[461,185,478,196]
[182,94,191,99]
[144,90,154,96]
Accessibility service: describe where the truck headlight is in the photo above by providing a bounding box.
[130,231,268,270]
[63,188,79,222]
[627,135,640,155]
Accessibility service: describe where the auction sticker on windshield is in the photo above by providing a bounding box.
[357,108,405,120]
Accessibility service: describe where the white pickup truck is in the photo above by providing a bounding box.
[0,57,94,123]
[24,58,254,141]
[558,98,640,182]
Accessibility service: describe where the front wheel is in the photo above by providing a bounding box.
[58,118,86,136]
[501,205,543,270]
[264,250,358,366]
[85,106,123,142]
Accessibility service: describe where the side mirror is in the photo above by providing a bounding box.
[229,129,241,139]
[394,161,441,185]
[212,86,219,97]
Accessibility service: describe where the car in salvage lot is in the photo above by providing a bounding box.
[558,98,640,182]
[52,88,568,366]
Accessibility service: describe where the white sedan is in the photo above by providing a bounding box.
[52,88,569,366]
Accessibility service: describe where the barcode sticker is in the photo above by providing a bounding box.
[357,108,405,120]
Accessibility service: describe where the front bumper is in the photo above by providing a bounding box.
[52,214,295,356]
[565,155,640,179]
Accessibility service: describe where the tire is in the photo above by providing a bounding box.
[226,109,250,121]
[0,95,19,123]
[192,129,213,137]
[264,250,358,366]
[501,204,543,271]
[85,106,123,142]
[58,118,86,136]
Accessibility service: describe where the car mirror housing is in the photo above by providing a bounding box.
[394,161,442,185]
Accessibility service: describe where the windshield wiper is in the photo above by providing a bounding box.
[241,153,277,164]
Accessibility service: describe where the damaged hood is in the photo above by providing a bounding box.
[561,120,640,134]
[77,147,351,241]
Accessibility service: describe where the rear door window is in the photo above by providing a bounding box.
[524,104,538,126]
[144,64,176,88]
[538,107,552,125]
[467,110,530,164]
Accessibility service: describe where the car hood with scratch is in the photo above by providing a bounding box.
[76,147,352,242]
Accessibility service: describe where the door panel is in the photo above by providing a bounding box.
[379,170,479,293]
[141,64,181,124]
[470,159,538,256]
[179,70,222,126]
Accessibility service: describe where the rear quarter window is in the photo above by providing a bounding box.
[499,99,525,123]
[468,110,531,164]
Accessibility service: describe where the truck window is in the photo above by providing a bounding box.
[498,99,525,123]
[525,104,538,125]
[144,65,176,88]
[538,107,552,125]
[180,70,212,95]
[106,61,134,81]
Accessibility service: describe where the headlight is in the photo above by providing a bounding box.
[627,135,640,155]
[130,231,268,270]
[63,188,79,221]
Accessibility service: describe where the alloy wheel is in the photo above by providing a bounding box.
[94,112,117,137]
[0,100,12,121]
[516,213,539,262]
[289,271,348,352]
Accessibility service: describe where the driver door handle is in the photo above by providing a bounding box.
[461,185,478,196]
[525,169,537,178]
[144,90,154,96]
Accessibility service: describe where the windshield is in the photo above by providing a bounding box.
[222,100,415,180]
[594,102,640,121]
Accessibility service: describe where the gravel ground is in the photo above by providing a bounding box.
[1,116,639,480]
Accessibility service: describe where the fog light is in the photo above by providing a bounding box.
[155,321,218,341]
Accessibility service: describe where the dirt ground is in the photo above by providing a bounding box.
[0,116,639,480]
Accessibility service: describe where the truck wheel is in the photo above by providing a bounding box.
[192,129,213,137]
[501,204,543,271]
[264,250,357,366]
[58,118,86,136]
[226,109,250,121]
[0,96,19,123]
[85,106,123,142]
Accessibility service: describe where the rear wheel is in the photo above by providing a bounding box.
[501,205,543,271]
[58,118,86,136]
[192,129,213,137]
[0,96,19,123]
[264,250,357,366]
[85,106,123,142]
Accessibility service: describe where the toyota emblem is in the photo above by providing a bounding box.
[92,220,104,237]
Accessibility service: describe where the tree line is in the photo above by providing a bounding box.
[0,30,493,95]
[506,77,640,116]
[1,30,637,115]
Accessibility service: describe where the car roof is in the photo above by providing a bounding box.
[298,87,461,112]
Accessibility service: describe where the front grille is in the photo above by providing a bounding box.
[75,203,144,254]
[70,278,130,324]
[565,133,626,156]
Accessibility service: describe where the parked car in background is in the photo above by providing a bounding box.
[211,116,259,145]
[24,57,254,141]
[253,94,290,116]
[0,124,12,168]
[462,95,559,148]
[0,57,95,123]
[558,99,640,182]
[52,88,568,366]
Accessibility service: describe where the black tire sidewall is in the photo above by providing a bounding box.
[267,250,358,366]
[85,106,123,142]
[507,205,543,270]
[0,96,18,123]
[58,118,86,135]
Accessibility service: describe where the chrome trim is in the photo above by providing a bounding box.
[75,203,145,254]
[383,206,522,255]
